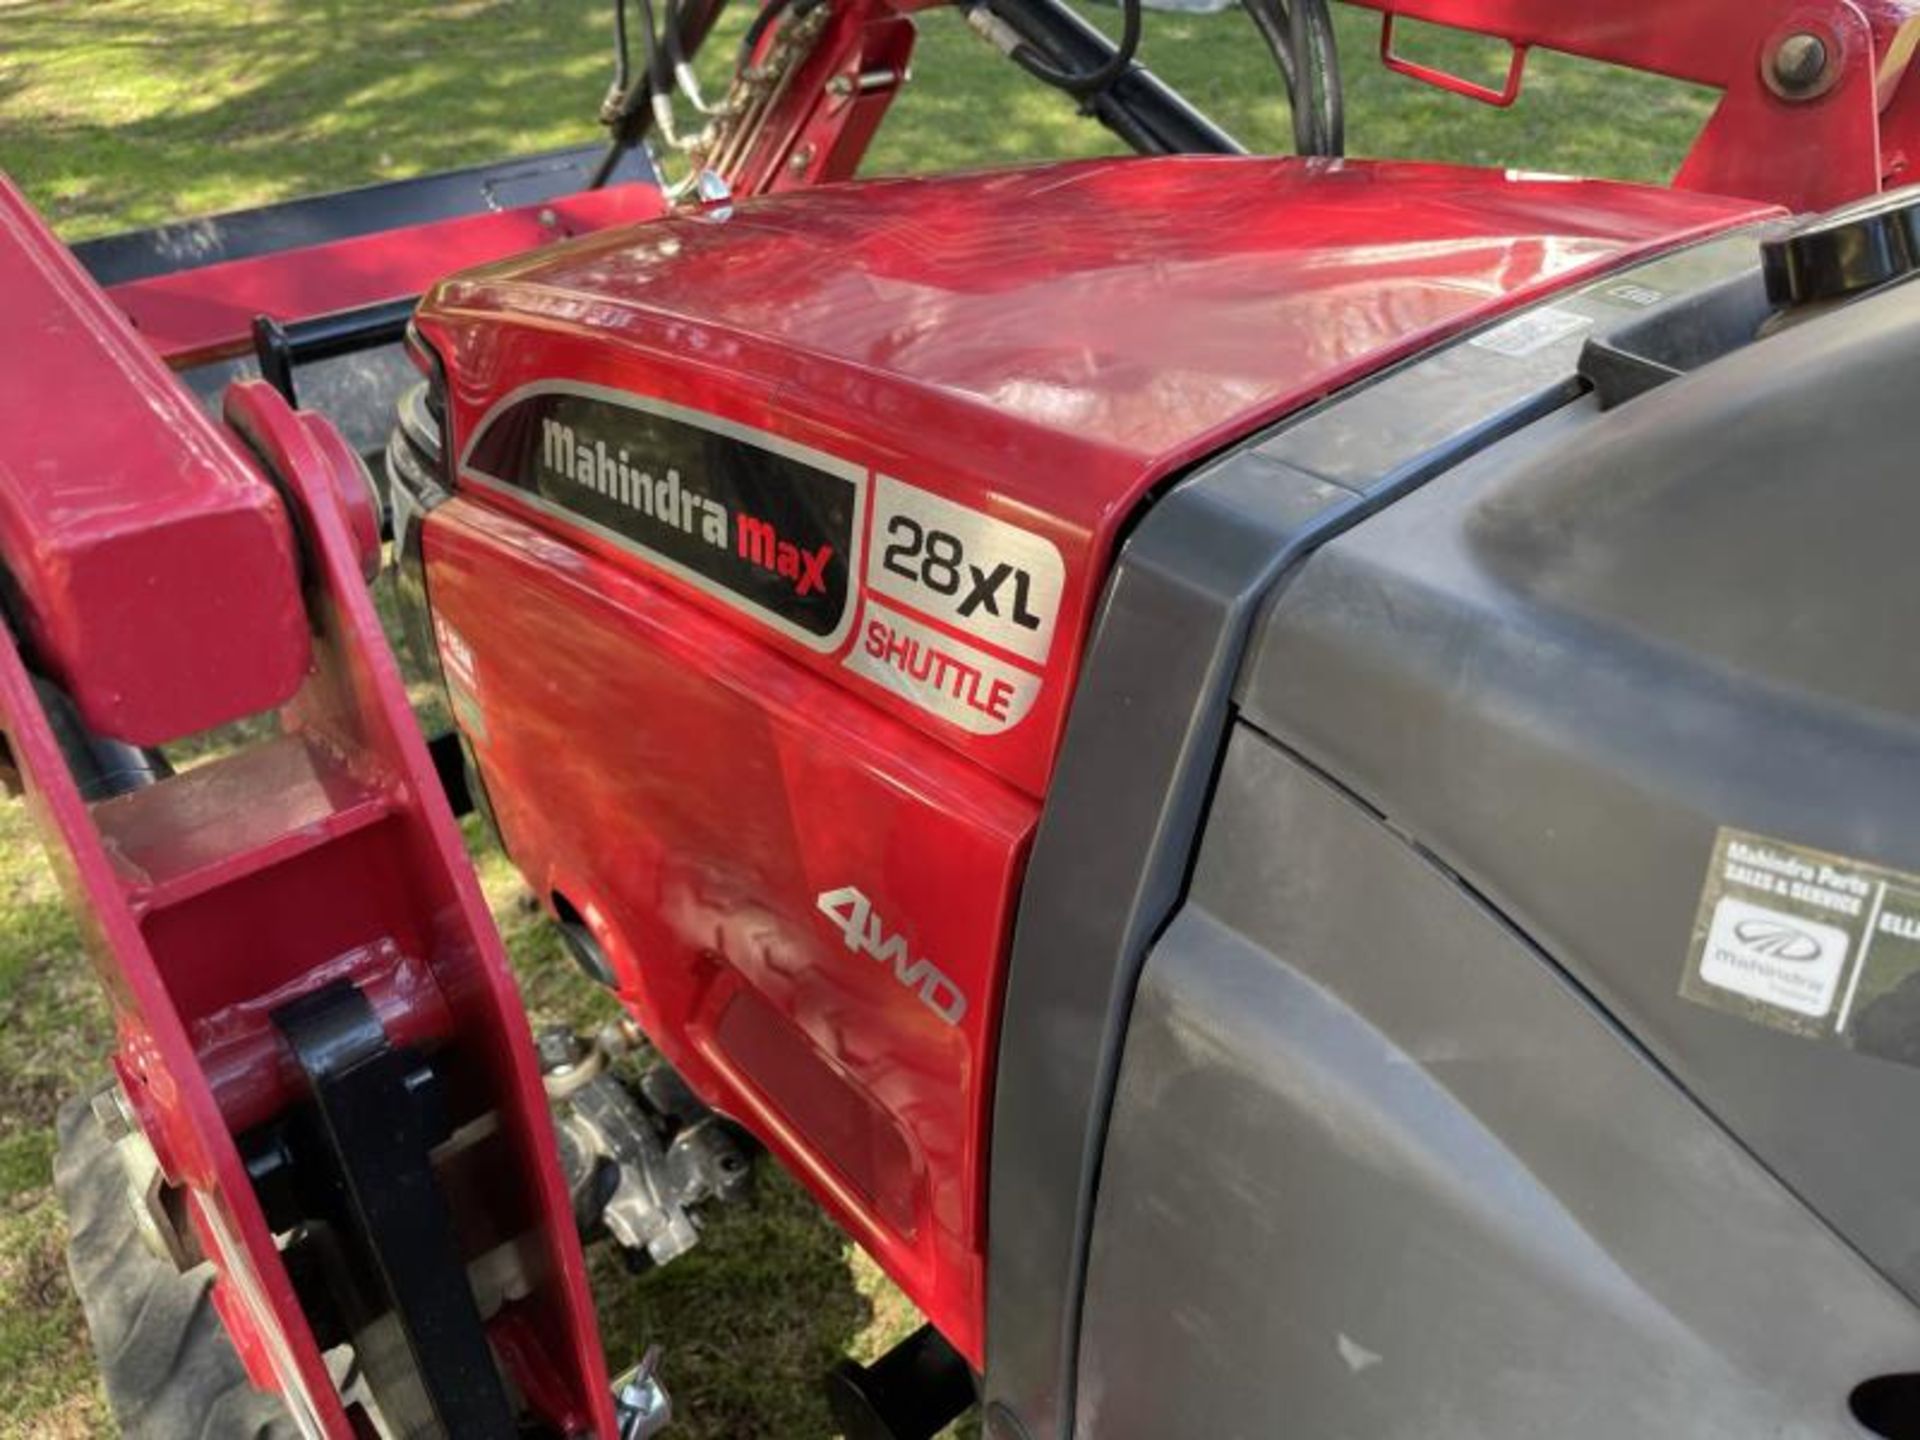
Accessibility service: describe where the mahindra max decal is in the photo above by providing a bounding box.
[461,383,1068,738]
[461,383,862,651]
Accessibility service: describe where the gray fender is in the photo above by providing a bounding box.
[1074,728,1920,1439]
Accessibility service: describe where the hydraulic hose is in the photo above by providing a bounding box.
[605,0,634,117]
[1239,0,1295,95]
[590,0,730,185]
[1289,0,1343,156]
[1009,0,1144,99]
[966,0,1242,154]
[1239,0,1341,156]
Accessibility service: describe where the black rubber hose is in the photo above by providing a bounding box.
[591,0,730,185]
[971,0,1240,153]
[630,0,670,97]
[1289,0,1343,156]
[1240,0,1296,96]
[607,0,633,109]
[662,0,694,90]
[30,675,170,801]
[1009,0,1144,99]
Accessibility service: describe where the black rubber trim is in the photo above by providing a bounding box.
[252,299,419,410]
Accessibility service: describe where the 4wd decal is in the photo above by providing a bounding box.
[816,885,967,1025]
[462,383,861,650]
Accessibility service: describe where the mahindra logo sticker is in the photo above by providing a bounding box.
[1682,826,1920,1063]
[1698,895,1850,1019]
[1730,917,1826,962]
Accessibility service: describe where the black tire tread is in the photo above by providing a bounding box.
[52,1088,300,1440]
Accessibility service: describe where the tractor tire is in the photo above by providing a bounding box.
[52,1088,300,1440]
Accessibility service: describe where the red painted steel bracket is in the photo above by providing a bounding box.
[715,1,919,194]
[1346,0,1920,210]
[1380,13,1530,107]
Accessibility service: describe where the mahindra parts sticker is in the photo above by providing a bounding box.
[1682,827,1920,1060]
[845,476,1064,736]
[461,383,862,651]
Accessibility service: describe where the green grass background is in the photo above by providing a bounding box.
[0,3,1710,1434]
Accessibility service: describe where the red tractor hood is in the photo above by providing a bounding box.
[418,156,1772,794]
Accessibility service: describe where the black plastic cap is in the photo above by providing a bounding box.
[823,1324,975,1440]
[1763,184,1920,306]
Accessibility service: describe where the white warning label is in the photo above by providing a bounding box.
[1468,306,1592,359]
[1683,828,1920,1054]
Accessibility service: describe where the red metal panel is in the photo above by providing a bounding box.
[415,156,1775,1356]
[107,182,669,367]
[426,500,1031,1360]
[0,176,309,746]
[422,157,1775,799]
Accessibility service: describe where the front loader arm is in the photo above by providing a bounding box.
[0,175,616,1438]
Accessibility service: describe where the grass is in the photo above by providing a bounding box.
[0,3,1713,1435]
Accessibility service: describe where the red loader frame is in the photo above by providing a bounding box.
[3,0,1919,1433]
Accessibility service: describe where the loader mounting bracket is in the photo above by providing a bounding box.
[272,981,518,1439]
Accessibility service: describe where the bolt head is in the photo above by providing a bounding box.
[536,1027,588,1075]
[1770,32,1831,97]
